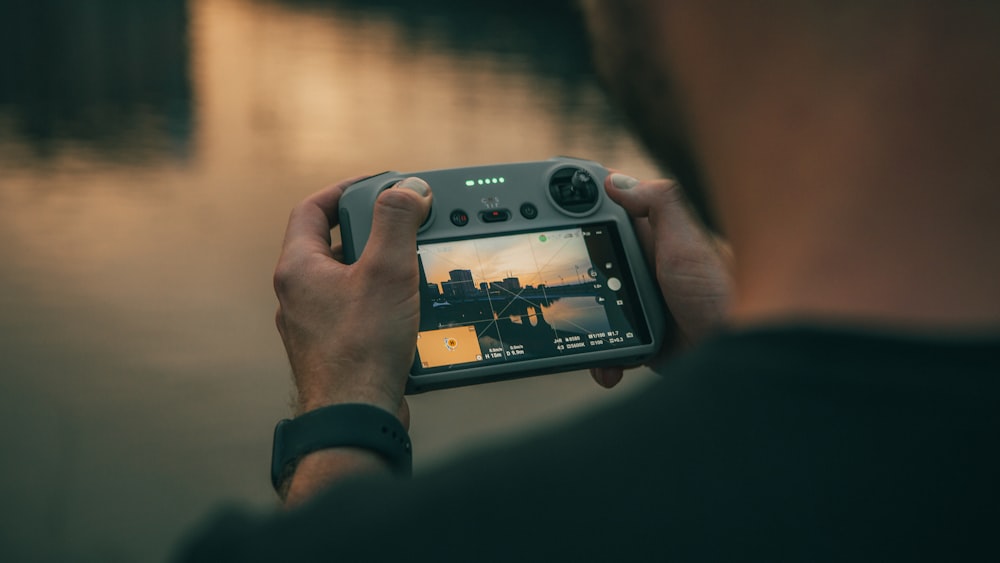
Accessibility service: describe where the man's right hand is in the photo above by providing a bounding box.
[590,173,733,387]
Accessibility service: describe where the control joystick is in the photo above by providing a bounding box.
[548,166,600,214]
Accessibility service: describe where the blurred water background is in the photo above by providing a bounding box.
[0,1,662,561]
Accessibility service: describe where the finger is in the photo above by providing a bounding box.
[605,173,687,218]
[589,366,624,388]
[281,175,369,259]
[604,173,707,245]
[600,174,658,273]
[358,177,433,278]
[603,172,652,218]
[607,173,729,347]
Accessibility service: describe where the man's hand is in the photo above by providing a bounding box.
[272,175,431,505]
[590,173,732,388]
[274,175,432,419]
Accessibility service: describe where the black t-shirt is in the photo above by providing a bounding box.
[178,326,1000,561]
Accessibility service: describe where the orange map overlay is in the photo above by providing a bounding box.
[416,326,483,368]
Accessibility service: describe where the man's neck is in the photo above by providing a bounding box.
[682,24,1000,332]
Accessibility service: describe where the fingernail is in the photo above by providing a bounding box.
[397,177,430,197]
[610,173,639,190]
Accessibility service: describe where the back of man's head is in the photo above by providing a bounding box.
[582,0,1000,330]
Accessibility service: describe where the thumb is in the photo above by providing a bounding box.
[605,173,712,252]
[606,172,732,345]
[605,173,691,227]
[359,177,433,278]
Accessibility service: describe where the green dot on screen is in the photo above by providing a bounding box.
[539,235,547,242]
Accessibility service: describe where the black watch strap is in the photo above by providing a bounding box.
[270,403,412,492]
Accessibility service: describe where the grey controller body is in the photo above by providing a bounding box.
[339,157,666,393]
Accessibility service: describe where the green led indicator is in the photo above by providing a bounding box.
[467,177,506,186]
[539,235,548,242]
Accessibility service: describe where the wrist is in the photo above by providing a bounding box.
[296,391,400,420]
[291,359,408,419]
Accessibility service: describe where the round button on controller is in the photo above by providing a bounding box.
[519,202,538,219]
[450,209,469,226]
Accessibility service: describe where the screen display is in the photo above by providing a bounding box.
[413,222,651,374]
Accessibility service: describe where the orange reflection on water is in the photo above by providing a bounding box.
[192,0,655,174]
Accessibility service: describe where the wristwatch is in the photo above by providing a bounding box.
[270,403,413,492]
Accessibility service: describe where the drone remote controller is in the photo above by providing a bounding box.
[339,157,666,393]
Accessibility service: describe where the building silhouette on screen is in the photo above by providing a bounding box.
[437,269,528,299]
[442,269,476,298]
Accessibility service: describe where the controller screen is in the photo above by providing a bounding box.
[413,222,651,373]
